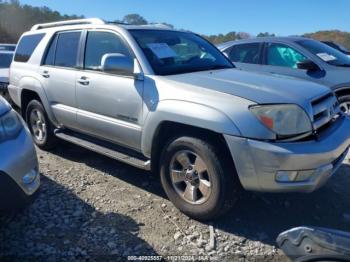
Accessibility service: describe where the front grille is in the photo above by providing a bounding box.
[311,92,340,131]
[0,82,8,91]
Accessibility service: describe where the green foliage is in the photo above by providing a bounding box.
[304,30,350,49]
[0,0,83,43]
[122,14,147,25]
[203,31,251,45]
[1,1,350,49]
[257,32,275,37]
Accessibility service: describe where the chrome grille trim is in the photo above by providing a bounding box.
[311,93,339,131]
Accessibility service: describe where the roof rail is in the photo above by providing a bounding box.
[31,18,105,31]
[144,23,173,29]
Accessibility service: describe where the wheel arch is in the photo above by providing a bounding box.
[333,85,350,98]
[19,77,58,126]
[142,101,241,175]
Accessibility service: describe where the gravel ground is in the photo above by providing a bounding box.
[1,141,349,261]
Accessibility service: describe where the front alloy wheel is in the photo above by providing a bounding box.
[160,136,238,220]
[338,95,350,116]
[170,150,212,205]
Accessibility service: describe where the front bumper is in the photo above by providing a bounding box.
[225,116,350,193]
[0,123,40,209]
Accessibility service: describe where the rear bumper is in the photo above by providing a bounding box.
[225,116,350,193]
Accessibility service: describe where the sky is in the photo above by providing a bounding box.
[19,0,350,36]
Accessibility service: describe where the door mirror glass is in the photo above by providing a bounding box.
[101,53,134,76]
[296,59,320,71]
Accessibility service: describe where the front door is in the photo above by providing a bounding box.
[76,30,143,150]
[260,42,326,84]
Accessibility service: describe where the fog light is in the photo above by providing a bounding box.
[296,170,315,182]
[276,171,298,182]
[22,168,38,185]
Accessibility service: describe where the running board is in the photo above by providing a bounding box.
[54,129,151,170]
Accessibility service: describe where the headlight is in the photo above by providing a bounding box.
[0,110,22,141]
[249,104,312,138]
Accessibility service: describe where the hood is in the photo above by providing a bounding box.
[0,96,11,116]
[163,68,331,104]
[324,67,350,88]
[0,68,9,83]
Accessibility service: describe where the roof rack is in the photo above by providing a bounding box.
[31,18,105,31]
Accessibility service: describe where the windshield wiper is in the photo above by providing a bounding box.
[207,65,232,70]
[334,63,350,67]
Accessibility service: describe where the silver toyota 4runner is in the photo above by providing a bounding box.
[8,19,350,220]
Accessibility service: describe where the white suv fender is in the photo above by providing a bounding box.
[141,99,242,158]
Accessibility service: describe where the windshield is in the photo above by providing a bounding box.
[129,30,233,75]
[298,39,350,66]
[0,52,13,68]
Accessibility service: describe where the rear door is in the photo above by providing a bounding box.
[260,42,326,83]
[39,30,82,129]
[225,42,264,72]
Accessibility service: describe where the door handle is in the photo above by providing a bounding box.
[77,76,90,86]
[42,71,50,78]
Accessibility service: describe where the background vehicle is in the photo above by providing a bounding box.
[218,37,350,114]
[322,41,350,56]
[0,50,14,102]
[0,96,40,210]
[8,19,350,220]
[0,43,16,51]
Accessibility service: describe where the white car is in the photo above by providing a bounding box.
[0,50,14,101]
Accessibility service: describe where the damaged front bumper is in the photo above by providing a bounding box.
[225,115,350,193]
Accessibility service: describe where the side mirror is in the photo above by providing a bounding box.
[297,59,320,71]
[101,53,134,76]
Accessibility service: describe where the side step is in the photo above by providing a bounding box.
[54,129,151,170]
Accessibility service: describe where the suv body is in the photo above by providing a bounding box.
[9,19,350,219]
[0,50,14,101]
[0,43,16,52]
[0,96,40,210]
[218,37,350,114]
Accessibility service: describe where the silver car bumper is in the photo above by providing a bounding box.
[225,116,350,193]
[0,122,39,201]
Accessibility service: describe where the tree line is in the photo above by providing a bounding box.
[1,0,349,49]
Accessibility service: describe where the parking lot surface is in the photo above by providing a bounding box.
[1,141,349,261]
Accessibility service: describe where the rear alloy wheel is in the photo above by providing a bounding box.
[26,100,57,150]
[160,136,238,220]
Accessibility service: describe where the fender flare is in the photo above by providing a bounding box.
[141,100,241,157]
[19,76,59,126]
[333,84,350,96]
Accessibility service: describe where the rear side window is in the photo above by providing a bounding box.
[54,31,81,68]
[229,43,260,64]
[43,34,58,66]
[14,33,45,62]
[0,52,14,68]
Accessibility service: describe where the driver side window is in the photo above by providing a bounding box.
[84,31,132,71]
[267,43,307,68]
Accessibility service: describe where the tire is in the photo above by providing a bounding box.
[26,100,57,150]
[338,95,350,116]
[160,136,239,220]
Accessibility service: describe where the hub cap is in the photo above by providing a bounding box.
[169,150,211,205]
[340,101,350,115]
[29,109,47,142]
